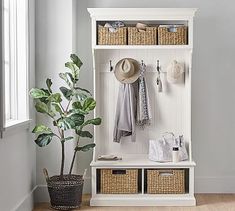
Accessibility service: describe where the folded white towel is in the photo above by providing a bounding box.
[97,155,122,161]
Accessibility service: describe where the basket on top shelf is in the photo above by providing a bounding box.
[158,25,188,45]
[100,169,138,194]
[98,25,127,45]
[147,169,185,194]
[128,27,157,45]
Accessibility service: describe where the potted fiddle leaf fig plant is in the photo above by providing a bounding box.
[30,54,101,210]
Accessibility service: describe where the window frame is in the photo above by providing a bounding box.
[0,0,31,138]
[0,0,5,137]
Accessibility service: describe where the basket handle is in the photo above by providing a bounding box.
[83,169,87,180]
[43,168,49,182]
[162,132,175,140]
[162,132,175,145]
[158,170,174,176]
[112,169,127,175]
[167,26,178,33]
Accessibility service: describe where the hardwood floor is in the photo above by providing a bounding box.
[34,194,235,211]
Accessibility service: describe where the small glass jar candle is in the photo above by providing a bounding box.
[172,147,180,163]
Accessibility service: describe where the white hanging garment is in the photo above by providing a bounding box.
[113,83,137,143]
[166,60,184,83]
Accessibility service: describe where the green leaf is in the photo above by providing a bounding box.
[82,117,102,127]
[46,78,52,93]
[65,62,77,72]
[72,102,89,115]
[59,73,73,88]
[57,114,84,130]
[35,133,54,147]
[76,130,93,138]
[35,101,49,114]
[70,54,83,69]
[66,72,74,82]
[57,117,74,130]
[65,62,80,82]
[75,93,87,101]
[52,103,63,115]
[72,102,82,109]
[61,136,74,142]
[41,88,50,95]
[72,109,89,115]
[38,89,50,104]
[29,88,50,99]
[75,143,95,152]
[48,93,62,103]
[35,101,55,117]
[48,110,56,117]
[70,113,84,127]
[32,125,52,134]
[83,98,96,112]
[60,87,73,100]
[75,87,92,95]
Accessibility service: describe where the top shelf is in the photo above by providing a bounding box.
[93,45,192,50]
[88,8,197,20]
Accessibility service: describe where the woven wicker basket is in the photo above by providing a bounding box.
[158,25,188,45]
[128,27,157,45]
[98,26,127,45]
[44,169,84,210]
[147,169,185,194]
[100,169,138,194]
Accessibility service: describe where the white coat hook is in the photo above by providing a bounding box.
[140,60,146,75]
[157,60,160,73]
[109,60,113,72]
[156,60,162,92]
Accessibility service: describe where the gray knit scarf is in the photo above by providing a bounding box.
[136,63,151,128]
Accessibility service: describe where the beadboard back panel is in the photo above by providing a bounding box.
[94,49,191,159]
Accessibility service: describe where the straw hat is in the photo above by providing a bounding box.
[167,60,184,83]
[114,58,140,84]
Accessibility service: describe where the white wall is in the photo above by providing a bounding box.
[34,0,78,202]
[0,129,36,211]
[0,0,36,210]
[35,0,235,201]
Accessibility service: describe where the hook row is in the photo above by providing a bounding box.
[109,59,162,72]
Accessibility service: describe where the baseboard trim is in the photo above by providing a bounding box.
[12,186,37,211]
[33,177,235,203]
[90,196,196,206]
[34,185,49,203]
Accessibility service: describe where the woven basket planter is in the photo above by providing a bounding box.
[44,169,84,210]
[100,169,138,194]
[98,26,127,45]
[158,25,188,45]
[128,27,157,45]
[147,169,185,194]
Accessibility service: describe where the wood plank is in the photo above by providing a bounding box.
[34,194,235,210]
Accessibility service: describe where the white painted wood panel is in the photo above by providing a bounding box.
[88,8,197,206]
[94,49,190,158]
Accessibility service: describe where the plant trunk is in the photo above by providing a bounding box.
[69,136,80,175]
[69,150,77,175]
[60,141,65,180]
